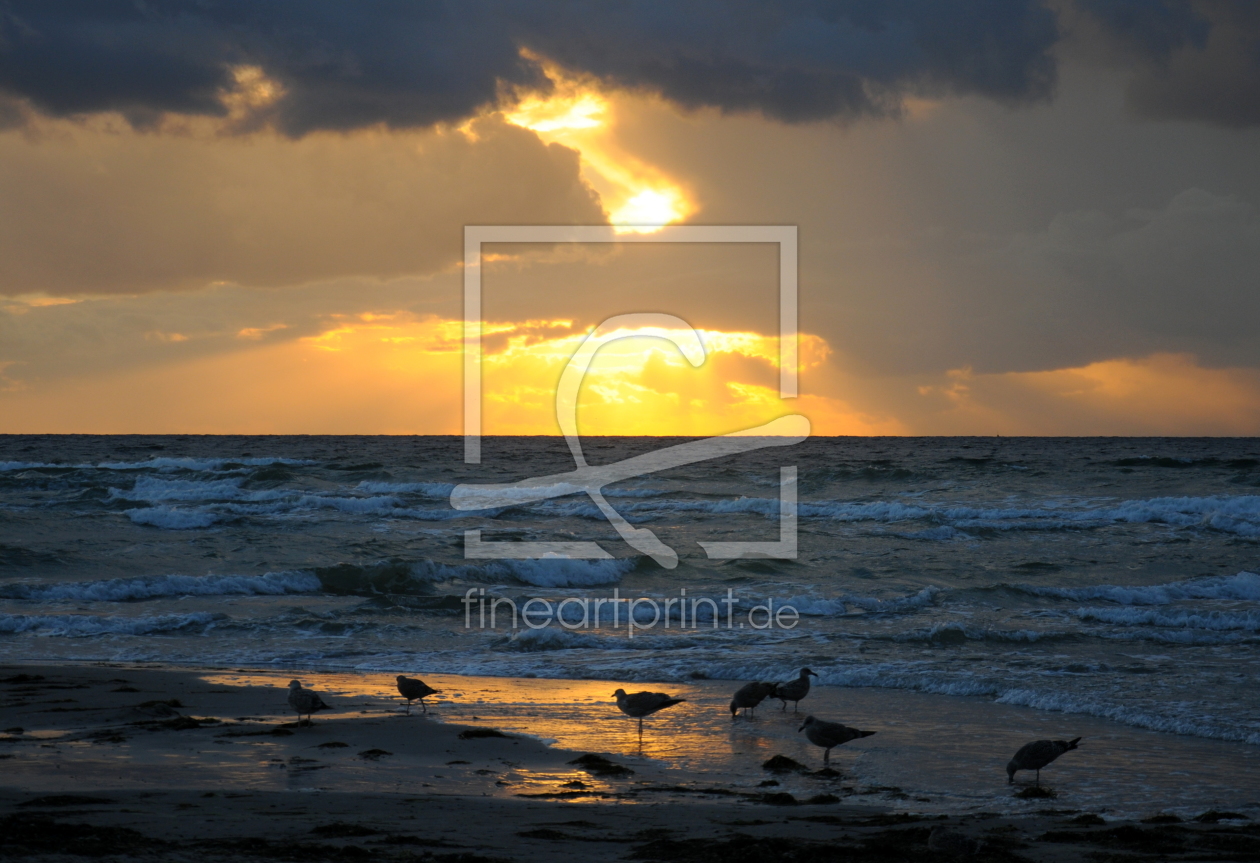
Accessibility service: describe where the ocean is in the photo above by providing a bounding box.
[2,434,1258,814]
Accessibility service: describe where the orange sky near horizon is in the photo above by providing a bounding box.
[2,311,1258,436]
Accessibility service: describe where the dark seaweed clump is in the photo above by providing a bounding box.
[568,753,634,777]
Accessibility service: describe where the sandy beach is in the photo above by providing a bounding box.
[2,663,1257,862]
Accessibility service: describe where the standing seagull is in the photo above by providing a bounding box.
[773,667,818,712]
[613,688,685,737]
[730,681,776,719]
[798,716,876,766]
[1007,737,1081,786]
[287,680,331,726]
[396,675,439,715]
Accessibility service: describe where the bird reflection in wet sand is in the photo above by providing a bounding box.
[798,715,876,766]
[1007,737,1081,786]
[613,688,685,744]
[730,681,776,719]
[396,675,439,715]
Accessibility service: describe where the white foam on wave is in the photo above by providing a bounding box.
[845,585,941,614]
[0,461,62,472]
[1077,606,1260,631]
[0,611,225,636]
[1018,571,1260,605]
[769,586,940,617]
[995,687,1260,745]
[391,506,490,521]
[497,626,671,652]
[501,627,600,651]
[294,494,402,514]
[594,492,1260,539]
[356,481,455,497]
[96,456,315,472]
[765,585,945,617]
[489,558,636,588]
[893,621,1063,643]
[110,476,248,503]
[1,456,315,474]
[407,556,635,587]
[1112,629,1258,645]
[777,595,849,616]
[601,487,665,498]
[125,506,218,529]
[2,571,321,602]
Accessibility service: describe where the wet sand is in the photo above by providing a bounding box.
[2,663,1258,862]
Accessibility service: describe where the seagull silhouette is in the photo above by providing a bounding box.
[395,675,439,714]
[1007,737,1081,786]
[798,715,875,766]
[614,688,685,738]
[730,681,776,718]
[286,680,331,726]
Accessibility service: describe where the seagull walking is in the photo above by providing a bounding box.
[1007,737,1081,786]
[287,680,331,726]
[613,688,685,737]
[730,681,776,719]
[773,667,818,712]
[396,675,439,714]
[798,715,875,766]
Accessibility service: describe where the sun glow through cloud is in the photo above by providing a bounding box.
[503,63,692,233]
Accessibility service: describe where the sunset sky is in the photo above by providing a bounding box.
[2,1,1259,435]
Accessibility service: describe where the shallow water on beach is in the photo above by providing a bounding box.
[1,434,1259,812]
[339,671,1260,819]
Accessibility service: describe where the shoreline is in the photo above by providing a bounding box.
[3,662,1259,809]
[1,662,1257,861]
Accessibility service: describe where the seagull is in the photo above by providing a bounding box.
[1007,737,1081,786]
[613,688,685,736]
[773,667,818,712]
[798,715,875,766]
[287,680,331,726]
[395,675,439,715]
[730,681,776,718]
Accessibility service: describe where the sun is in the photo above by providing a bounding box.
[501,62,693,233]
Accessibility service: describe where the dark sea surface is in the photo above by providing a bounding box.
[2,435,1259,812]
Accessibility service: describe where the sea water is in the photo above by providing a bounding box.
[2,435,1258,813]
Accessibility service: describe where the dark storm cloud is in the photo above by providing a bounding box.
[1073,0,1260,128]
[1074,0,1210,57]
[0,0,1061,134]
[506,0,1061,122]
[0,0,544,134]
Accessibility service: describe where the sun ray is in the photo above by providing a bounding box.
[502,59,693,233]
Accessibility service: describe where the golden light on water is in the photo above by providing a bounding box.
[502,64,693,233]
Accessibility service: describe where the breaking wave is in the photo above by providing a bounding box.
[0,611,225,637]
[125,506,218,529]
[0,571,321,603]
[1016,571,1260,605]
[1076,606,1260,631]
